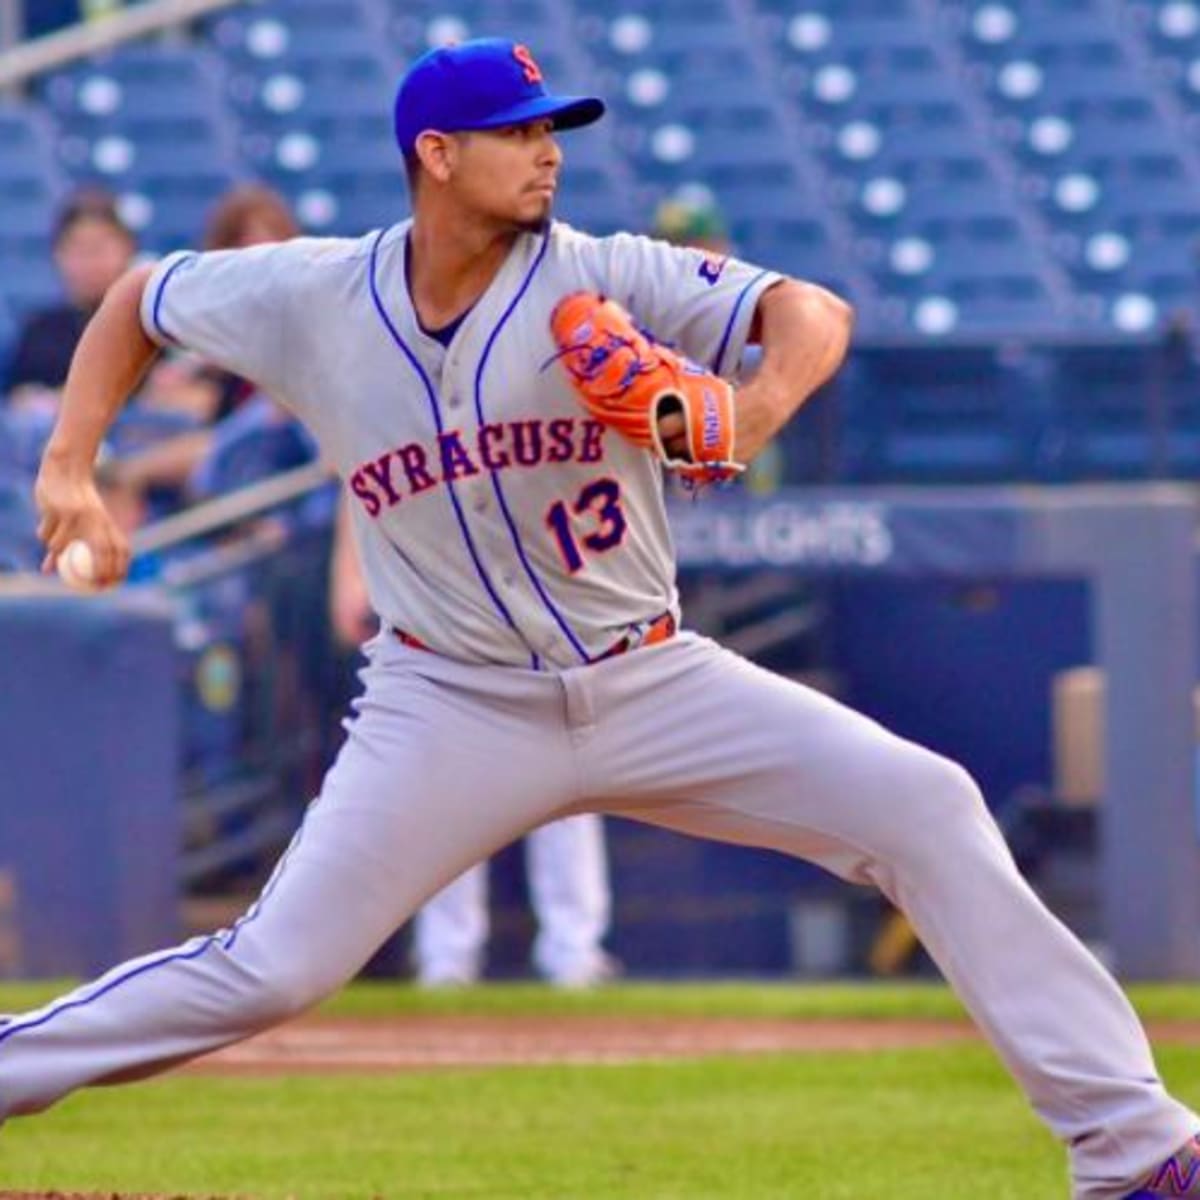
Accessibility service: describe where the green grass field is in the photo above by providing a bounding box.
[2,981,1199,1198]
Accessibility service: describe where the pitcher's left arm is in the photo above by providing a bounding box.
[730,279,854,463]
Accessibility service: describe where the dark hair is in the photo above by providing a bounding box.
[52,187,135,247]
[203,184,299,250]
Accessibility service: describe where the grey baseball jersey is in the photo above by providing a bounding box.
[139,221,780,667]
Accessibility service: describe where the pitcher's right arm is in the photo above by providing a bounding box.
[35,264,158,585]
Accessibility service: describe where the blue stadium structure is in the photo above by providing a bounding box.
[3,0,1200,484]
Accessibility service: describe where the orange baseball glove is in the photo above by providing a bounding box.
[549,292,744,486]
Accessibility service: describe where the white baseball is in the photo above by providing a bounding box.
[57,540,100,591]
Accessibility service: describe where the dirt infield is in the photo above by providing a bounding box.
[176,1013,1200,1074]
[185,1012,979,1075]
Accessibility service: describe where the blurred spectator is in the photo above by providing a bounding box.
[204,184,298,255]
[115,185,303,501]
[651,189,731,256]
[81,0,124,19]
[199,184,300,421]
[4,188,136,413]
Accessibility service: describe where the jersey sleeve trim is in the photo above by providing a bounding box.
[139,250,197,348]
[711,268,780,378]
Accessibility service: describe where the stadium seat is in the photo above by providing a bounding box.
[618,64,775,118]
[210,3,385,64]
[39,46,227,125]
[279,168,410,236]
[554,169,636,235]
[1046,339,1200,478]
[0,477,40,574]
[0,409,56,477]
[1,258,63,320]
[0,293,13,373]
[843,343,1048,481]
[229,56,394,132]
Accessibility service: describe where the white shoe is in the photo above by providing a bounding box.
[543,951,622,990]
[416,963,479,988]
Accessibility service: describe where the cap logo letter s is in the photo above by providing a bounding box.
[513,44,544,84]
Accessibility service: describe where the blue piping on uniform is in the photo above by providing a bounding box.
[367,228,535,668]
[150,252,198,345]
[474,230,590,665]
[0,813,311,1048]
[712,269,770,378]
[0,937,222,1048]
[222,806,308,951]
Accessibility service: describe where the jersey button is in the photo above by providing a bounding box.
[447,395,461,409]
[472,496,489,513]
[502,570,518,587]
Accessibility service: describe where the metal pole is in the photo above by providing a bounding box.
[0,0,242,91]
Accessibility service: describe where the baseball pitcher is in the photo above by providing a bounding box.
[5,39,1198,1199]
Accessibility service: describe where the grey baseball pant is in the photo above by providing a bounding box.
[0,632,1192,1198]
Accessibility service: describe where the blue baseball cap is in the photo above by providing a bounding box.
[393,38,605,157]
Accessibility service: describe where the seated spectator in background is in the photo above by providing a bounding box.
[4,188,136,413]
[204,182,299,255]
[651,187,732,256]
[2,188,228,484]
[80,0,123,20]
[114,184,303,501]
[190,183,302,421]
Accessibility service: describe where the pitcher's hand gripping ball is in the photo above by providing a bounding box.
[550,292,743,486]
[56,539,102,592]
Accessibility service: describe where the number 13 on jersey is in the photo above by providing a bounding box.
[546,478,627,573]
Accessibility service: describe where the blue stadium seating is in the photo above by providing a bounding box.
[1046,338,1200,477]
[0,408,56,477]
[0,478,40,573]
[843,344,1051,481]
[3,0,1200,483]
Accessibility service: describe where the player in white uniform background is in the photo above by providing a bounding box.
[409,813,612,987]
[7,37,1200,1198]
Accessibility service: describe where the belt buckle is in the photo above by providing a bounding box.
[622,615,657,652]
[598,612,673,662]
